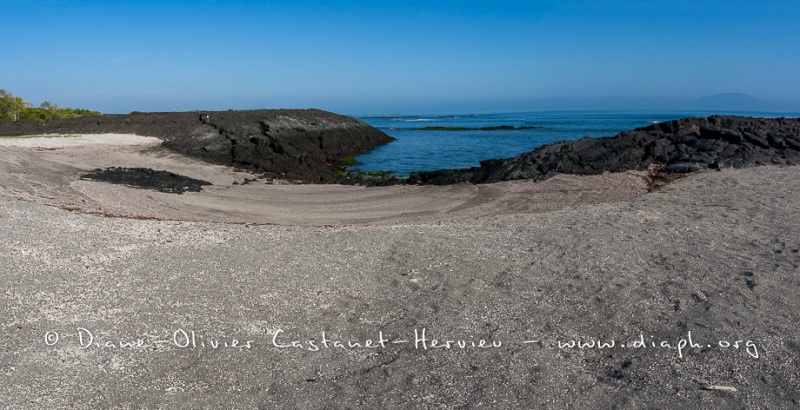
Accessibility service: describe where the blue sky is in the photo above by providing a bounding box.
[2,0,799,114]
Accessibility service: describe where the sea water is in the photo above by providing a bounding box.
[352,110,797,177]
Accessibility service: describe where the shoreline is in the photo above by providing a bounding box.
[0,133,650,226]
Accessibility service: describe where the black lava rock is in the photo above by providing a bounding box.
[407,116,800,185]
[80,167,212,194]
[0,109,394,184]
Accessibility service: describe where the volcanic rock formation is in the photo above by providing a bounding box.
[3,113,798,186]
[0,109,394,183]
[408,116,800,185]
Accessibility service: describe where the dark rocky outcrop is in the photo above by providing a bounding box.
[4,113,798,187]
[80,167,212,194]
[0,109,394,183]
[408,116,800,185]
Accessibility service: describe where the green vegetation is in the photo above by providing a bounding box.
[341,169,398,181]
[332,154,401,184]
[0,89,101,123]
[336,153,359,167]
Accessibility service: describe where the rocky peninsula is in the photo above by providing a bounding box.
[409,116,800,184]
[0,109,394,183]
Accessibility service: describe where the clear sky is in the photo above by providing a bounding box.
[3,0,799,114]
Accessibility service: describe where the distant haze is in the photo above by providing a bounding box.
[691,93,777,112]
[3,1,800,115]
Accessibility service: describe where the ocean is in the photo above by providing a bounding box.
[352,110,798,177]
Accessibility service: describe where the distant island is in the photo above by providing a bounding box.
[691,93,774,112]
[415,125,543,131]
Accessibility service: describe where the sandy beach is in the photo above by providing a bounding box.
[1,135,798,408]
[0,134,649,225]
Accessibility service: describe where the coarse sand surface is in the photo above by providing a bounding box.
[1,135,798,408]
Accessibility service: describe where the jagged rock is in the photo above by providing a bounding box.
[0,109,394,183]
[408,116,800,185]
[5,112,798,186]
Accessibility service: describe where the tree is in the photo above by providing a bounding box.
[0,89,31,121]
[11,96,26,121]
[0,89,100,122]
[0,89,14,120]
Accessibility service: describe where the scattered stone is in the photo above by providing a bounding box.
[700,384,738,392]
[663,163,701,173]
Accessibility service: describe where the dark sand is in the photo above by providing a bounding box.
[1,135,798,408]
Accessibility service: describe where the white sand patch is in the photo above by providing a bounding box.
[0,133,161,148]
